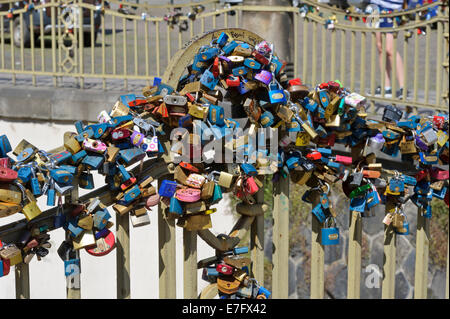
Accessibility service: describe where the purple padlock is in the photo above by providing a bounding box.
[219,55,231,63]
[415,135,429,151]
[254,70,272,85]
[368,133,385,152]
[130,131,144,147]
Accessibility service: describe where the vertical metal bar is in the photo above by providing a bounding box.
[370,32,376,113]
[156,21,160,77]
[311,210,324,298]
[391,23,398,98]
[189,20,194,40]
[382,201,396,299]
[330,29,336,81]
[123,17,127,89]
[0,17,4,69]
[51,0,56,86]
[235,9,239,27]
[57,5,62,79]
[360,31,366,93]
[212,3,216,29]
[15,263,30,299]
[381,32,386,97]
[133,19,137,77]
[302,20,308,83]
[112,15,116,77]
[78,0,84,89]
[413,14,419,102]
[321,25,326,83]
[201,16,205,33]
[116,213,131,299]
[424,24,430,103]
[312,22,317,86]
[347,211,362,299]
[178,26,182,50]
[40,8,44,73]
[272,177,289,299]
[19,13,24,72]
[183,229,197,299]
[250,178,265,285]
[414,208,430,299]
[350,20,356,91]
[435,11,443,106]
[224,11,228,29]
[90,10,95,74]
[402,30,408,103]
[166,24,171,64]
[29,13,35,86]
[145,19,149,85]
[9,2,15,84]
[102,9,106,89]
[66,179,80,299]
[293,13,298,77]
[340,29,346,85]
[158,177,177,299]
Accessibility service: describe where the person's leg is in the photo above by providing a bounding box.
[385,33,405,89]
[376,32,391,88]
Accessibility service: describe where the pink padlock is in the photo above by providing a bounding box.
[145,194,161,209]
[185,173,206,189]
[175,188,201,202]
[254,70,272,85]
[430,168,449,180]
[335,155,353,165]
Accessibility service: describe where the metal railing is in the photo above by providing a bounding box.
[0,0,448,112]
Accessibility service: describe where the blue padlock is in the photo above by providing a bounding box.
[158,180,178,197]
[118,164,131,182]
[208,105,225,127]
[0,135,12,157]
[70,150,87,165]
[198,47,219,61]
[155,83,174,97]
[47,187,56,207]
[268,84,286,104]
[216,32,229,47]
[119,148,146,165]
[82,154,104,170]
[286,118,301,132]
[68,220,83,238]
[257,286,271,299]
[320,193,330,210]
[64,259,80,277]
[270,56,284,75]
[93,208,111,230]
[238,78,251,95]
[402,174,417,186]
[395,220,410,235]
[200,69,218,90]
[17,166,32,183]
[241,163,257,176]
[74,120,85,134]
[321,217,340,245]
[222,40,238,54]
[108,115,133,128]
[232,66,248,77]
[260,111,274,128]
[311,203,326,223]
[169,196,183,215]
[349,196,366,213]
[50,169,74,185]
[49,150,72,164]
[318,90,329,108]
[366,190,380,209]
[317,148,332,157]
[432,186,447,200]
[59,165,78,175]
[79,172,95,189]
[211,184,223,204]
[75,128,94,142]
[244,58,261,70]
[16,147,34,162]
[286,156,300,170]
[119,185,141,205]
[389,177,405,193]
[54,208,66,228]
[423,204,432,218]
[302,97,318,113]
[84,123,108,139]
[119,94,136,107]
[233,246,249,255]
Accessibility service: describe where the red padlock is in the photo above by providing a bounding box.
[120,177,137,191]
[433,115,445,129]
[289,78,302,86]
[430,168,449,181]
[212,57,220,78]
[0,240,11,277]
[179,162,200,173]
[111,128,131,141]
[444,188,449,207]
[415,170,428,182]
[226,75,240,87]
[252,51,269,65]
[319,82,329,90]
[216,263,234,275]
[86,230,115,257]
[185,92,195,103]
[335,155,353,165]
[0,167,18,182]
[306,151,322,161]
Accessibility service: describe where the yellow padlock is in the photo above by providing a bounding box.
[22,189,42,221]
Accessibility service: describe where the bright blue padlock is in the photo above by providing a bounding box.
[50,169,74,185]
[64,259,80,277]
[68,220,83,238]
[49,150,72,164]
[222,40,238,54]
[200,69,218,90]
[208,105,225,127]
[93,208,111,230]
[108,115,133,128]
[366,190,380,209]
[17,166,32,183]
[216,32,229,47]
[318,90,329,108]
[119,148,146,165]
[84,123,108,139]
[311,203,326,223]
[211,184,223,204]
[70,150,87,165]
[75,128,94,142]
[169,196,183,215]
[16,147,34,162]
[257,286,271,299]
[233,246,248,255]
[82,155,104,170]
[321,217,340,245]
[260,111,274,128]
[59,165,78,175]
[349,196,366,213]
[0,135,12,157]
[241,163,257,176]
[119,185,141,205]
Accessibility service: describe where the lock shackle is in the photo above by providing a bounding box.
[324,216,337,228]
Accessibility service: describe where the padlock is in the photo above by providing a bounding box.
[20,187,42,221]
[72,229,96,250]
[0,244,22,266]
[349,196,366,213]
[311,203,326,223]
[0,135,12,157]
[78,215,94,230]
[119,148,146,165]
[175,188,201,203]
[130,210,151,228]
[350,171,363,186]
[86,230,115,256]
[79,172,94,189]
[169,196,183,215]
[208,105,225,127]
[321,217,340,245]
[217,276,241,294]
[64,132,81,154]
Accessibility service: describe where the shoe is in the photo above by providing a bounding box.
[374,86,392,98]
[396,88,409,99]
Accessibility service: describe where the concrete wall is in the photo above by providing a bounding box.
[0,119,237,298]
